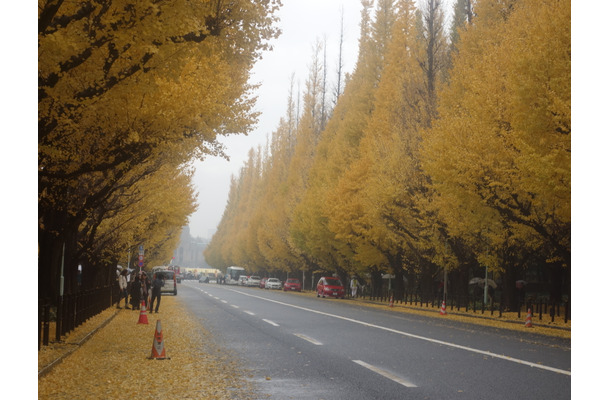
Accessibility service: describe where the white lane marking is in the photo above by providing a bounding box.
[208,294,213,297]
[353,360,417,388]
[221,300,228,304]
[231,305,239,309]
[244,311,255,316]
[226,288,571,376]
[293,333,323,345]
[263,319,279,327]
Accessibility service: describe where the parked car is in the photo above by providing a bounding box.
[199,275,208,283]
[316,277,345,298]
[154,270,178,296]
[247,276,261,287]
[176,273,183,283]
[259,277,268,288]
[238,275,248,286]
[283,278,302,292]
[265,278,282,290]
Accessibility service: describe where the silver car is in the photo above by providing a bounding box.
[265,278,281,290]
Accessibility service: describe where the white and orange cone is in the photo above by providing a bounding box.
[137,300,149,324]
[524,308,533,328]
[149,320,169,360]
[389,295,394,308]
[440,300,447,315]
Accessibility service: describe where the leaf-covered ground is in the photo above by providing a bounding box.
[38,296,259,399]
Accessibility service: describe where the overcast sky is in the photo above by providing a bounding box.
[187,1,364,239]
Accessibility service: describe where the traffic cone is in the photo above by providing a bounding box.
[524,308,533,328]
[440,300,447,315]
[149,320,169,360]
[389,295,394,308]
[137,300,149,324]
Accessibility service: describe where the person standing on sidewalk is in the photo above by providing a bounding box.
[350,277,359,298]
[141,272,151,310]
[117,269,128,309]
[130,272,142,310]
[150,272,165,313]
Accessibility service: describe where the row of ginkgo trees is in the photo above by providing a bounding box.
[205,0,570,308]
[38,0,282,302]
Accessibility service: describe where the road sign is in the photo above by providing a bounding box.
[138,254,144,261]
[138,245,144,256]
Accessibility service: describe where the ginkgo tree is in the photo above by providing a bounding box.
[421,0,570,304]
[39,0,281,300]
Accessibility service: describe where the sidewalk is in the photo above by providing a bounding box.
[38,296,258,399]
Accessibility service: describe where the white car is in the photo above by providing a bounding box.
[238,275,248,286]
[247,276,261,287]
[265,278,281,290]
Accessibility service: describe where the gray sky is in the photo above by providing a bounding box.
[188,1,363,239]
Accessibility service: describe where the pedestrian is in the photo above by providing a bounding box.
[141,272,151,310]
[130,272,142,311]
[350,277,359,298]
[117,269,128,309]
[150,272,165,313]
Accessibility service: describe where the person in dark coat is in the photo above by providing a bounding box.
[130,273,142,311]
[150,272,165,313]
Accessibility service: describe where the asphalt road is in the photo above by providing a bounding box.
[181,281,571,400]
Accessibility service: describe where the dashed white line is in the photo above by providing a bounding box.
[293,333,323,345]
[231,305,239,309]
[353,360,417,388]
[221,300,228,304]
[244,311,255,316]
[263,319,279,327]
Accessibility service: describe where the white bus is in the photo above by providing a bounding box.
[225,266,246,285]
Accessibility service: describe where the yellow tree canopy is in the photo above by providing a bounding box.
[421,0,570,269]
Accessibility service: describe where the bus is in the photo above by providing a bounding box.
[225,266,246,285]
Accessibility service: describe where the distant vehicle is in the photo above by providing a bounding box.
[265,278,282,290]
[284,278,302,292]
[238,275,248,286]
[226,266,246,285]
[176,273,183,283]
[247,276,261,287]
[259,278,268,288]
[153,270,178,296]
[199,275,208,283]
[316,277,344,299]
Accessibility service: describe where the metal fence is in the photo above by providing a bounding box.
[355,288,570,323]
[39,284,119,350]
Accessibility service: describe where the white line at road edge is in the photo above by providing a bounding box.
[226,288,571,376]
[353,360,417,388]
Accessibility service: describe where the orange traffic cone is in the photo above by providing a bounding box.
[389,295,394,308]
[440,300,447,315]
[524,308,533,328]
[137,300,149,324]
[149,320,169,360]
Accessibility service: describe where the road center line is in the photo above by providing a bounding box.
[226,288,570,376]
[294,333,323,345]
[353,360,417,388]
